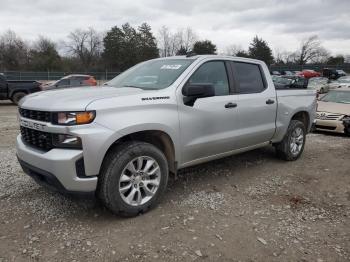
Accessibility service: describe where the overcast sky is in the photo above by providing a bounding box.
[1,0,350,55]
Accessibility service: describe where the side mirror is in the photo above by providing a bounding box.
[182,83,215,97]
[182,83,215,106]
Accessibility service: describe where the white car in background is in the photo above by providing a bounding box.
[328,76,350,89]
[316,88,350,135]
[307,77,329,94]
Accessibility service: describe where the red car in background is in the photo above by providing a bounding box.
[297,70,321,79]
[41,74,97,90]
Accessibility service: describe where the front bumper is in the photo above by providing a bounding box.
[315,119,345,133]
[16,135,97,193]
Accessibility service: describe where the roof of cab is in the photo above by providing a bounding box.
[159,55,265,64]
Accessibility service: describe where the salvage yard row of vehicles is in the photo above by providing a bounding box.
[0,73,97,105]
[271,70,350,136]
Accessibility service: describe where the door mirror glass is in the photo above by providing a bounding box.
[182,83,215,97]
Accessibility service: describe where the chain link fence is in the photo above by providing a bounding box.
[269,63,350,72]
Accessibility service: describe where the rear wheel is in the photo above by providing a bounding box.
[11,92,26,105]
[97,141,169,217]
[275,120,306,161]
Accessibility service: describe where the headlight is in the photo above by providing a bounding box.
[53,134,82,149]
[54,111,96,125]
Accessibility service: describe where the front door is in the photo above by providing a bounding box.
[177,60,240,165]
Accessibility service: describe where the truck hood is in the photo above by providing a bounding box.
[19,86,146,111]
[317,101,350,115]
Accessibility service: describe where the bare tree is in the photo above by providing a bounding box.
[158,26,171,57]
[29,36,61,70]
[224,44,244,56]
[0,30,29,70]
[157,26,197,57]
[345,55,350,63]
[66,27,102,70]
[296,35,329,65]
[177,27,197,53]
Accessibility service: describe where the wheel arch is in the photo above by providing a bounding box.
[291,111,310,131]
[102,130,177,174]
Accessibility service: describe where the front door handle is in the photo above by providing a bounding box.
[225,102,237,108]
[266,99,275,105]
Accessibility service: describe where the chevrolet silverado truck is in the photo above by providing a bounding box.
[0,73,42,105]
[16,55,317,216]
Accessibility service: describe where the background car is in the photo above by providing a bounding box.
[270,70,281,75]
[281,75,308,89]
[322,68,347,80]
[328,76,350,89]
[315,88,350,135]
[272,75,308,89]
[307,77,329,94]
[280,70,294,76]
[41,74,97,90]
[297,69,321,79]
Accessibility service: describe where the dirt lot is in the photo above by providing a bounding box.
[0,100,349,262]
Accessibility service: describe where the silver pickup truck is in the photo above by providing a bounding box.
[16,55,316,216]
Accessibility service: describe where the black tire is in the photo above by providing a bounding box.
[97,141,169,217]
[11,92,26,105]
[275,120,306,161]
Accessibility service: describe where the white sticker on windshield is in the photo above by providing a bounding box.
[160,64,182,70]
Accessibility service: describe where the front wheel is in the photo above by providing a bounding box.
[97,141,169,217]
[275,120,306,161]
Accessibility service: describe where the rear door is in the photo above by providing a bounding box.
[230,61,277,149]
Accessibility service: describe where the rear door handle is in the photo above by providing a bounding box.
[266,99,275,105]
[225,102,237,108]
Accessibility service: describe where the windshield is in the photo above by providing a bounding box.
[320,91,350,104]
[106,59,195,90]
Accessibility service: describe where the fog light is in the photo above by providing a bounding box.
[53,134,82,149]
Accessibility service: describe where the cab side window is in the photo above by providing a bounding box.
[232,62,266,94]
[188,61,229,96]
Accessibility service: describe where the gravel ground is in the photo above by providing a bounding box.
[0,100,349,261]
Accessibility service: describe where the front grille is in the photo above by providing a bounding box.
[19,108,52,122]
[316,112,343,120]
[20,126,54,151]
